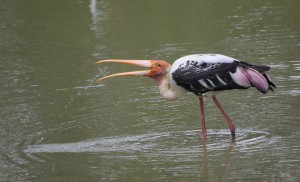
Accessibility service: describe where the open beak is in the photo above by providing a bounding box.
[95,60,152,82]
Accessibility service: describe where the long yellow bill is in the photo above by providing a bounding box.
[95,59,152,82]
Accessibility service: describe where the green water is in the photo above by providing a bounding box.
[1,0,299,181]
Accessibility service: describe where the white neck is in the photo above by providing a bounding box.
[157,74,187,100]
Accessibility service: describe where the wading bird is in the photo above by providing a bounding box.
[95,54,275,138]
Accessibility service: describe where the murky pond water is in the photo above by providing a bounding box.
[1,0,299,181]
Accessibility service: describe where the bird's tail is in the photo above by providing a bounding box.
[244,67,276,93]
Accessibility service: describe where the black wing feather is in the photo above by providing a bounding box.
[172,61,246,95]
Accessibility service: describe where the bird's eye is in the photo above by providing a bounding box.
[157,63,162,67]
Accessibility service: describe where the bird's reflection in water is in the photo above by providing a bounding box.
[202,138,236,182]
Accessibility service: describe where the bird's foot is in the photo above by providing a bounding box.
[202,130,207,140]
[231,130,236,138]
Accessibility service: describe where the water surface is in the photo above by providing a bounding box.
[0,0,299,181]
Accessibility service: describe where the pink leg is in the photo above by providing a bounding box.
[199,96,207,139]
[212,95,236,138]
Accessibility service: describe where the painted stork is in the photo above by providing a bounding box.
[95,54,275,138]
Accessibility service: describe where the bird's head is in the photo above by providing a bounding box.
[95,59,171,83]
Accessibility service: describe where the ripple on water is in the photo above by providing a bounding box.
[24,129,275,158]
